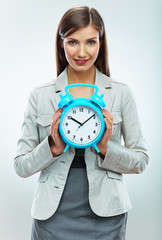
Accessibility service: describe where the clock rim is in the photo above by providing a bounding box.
[59,98,105,149]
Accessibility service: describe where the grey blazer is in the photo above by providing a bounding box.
[14,68,149,220]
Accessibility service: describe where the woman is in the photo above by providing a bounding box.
[14,6,149,240]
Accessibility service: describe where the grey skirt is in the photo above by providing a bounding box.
[31,168,127,240]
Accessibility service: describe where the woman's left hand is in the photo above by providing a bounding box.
[97,109,113,156]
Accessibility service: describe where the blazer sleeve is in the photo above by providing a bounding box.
[14,90,59,178]
[98,85,149,174]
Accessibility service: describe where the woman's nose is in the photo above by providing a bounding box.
[77,44,87,58]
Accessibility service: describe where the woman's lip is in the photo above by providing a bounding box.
[74,59,89,65]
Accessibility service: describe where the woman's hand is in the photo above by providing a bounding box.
[49,108,66,157]
[97,109,113,156]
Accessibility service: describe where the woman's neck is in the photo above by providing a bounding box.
[67,65,96,85]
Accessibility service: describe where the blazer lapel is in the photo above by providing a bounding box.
[95,68,115,112]
[51,68,68,110]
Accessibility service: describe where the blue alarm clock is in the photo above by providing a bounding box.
[58,84,106,153]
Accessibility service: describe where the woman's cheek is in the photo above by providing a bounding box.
[88,46,100,59]
[64,45,77,58]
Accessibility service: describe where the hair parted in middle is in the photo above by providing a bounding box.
[55,6,110,77]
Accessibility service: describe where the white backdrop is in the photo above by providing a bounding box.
[0,0,161,239]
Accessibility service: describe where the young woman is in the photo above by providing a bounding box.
[14,6,149,240]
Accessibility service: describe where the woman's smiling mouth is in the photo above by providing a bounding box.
[74,59,89,65]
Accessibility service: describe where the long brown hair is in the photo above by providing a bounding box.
[55,6,110,77]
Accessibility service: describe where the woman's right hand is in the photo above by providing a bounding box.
[49,108,66,157]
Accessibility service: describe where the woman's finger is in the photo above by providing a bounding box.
[101,109,113,125]
[53,119,61,140]
[99,118,112,146]
[52,108,63,119]
[104,118,113,139]
[51,108,63,133]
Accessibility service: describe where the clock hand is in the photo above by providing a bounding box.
[77,114,96,130]
[68,116,82,125]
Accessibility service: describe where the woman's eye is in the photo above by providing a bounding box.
[88,40,96,45]
[68,41,77,45]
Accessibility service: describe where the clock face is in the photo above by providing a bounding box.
[61,105,102,145]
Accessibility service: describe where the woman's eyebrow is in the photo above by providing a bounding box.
[66,37,97,40]
[87,37,97,40]
[66,38,78,40]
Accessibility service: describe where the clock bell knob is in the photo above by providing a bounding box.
[90,93,106,108]
[58,93,74,108]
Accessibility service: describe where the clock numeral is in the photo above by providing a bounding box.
[67,130,70,134]
[79,108,84,112]
[73,135,76,139]
[80,137,83,141]
[73,110,76,114]
[67,116,71,119]
[88,135,91,139]
[88,109,91,114]
[65,122,68,126]
[95,122,98,126]
[93,130,96,134]
[93,115,96,119]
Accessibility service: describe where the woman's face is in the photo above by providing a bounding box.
[62,25,100,72]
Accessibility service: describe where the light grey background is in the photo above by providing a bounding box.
[0,0,161,239]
